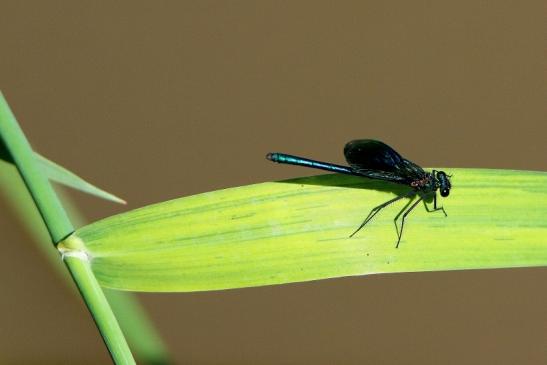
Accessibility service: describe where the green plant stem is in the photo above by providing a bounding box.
[0,92,72,243]
[64,253,135,365]
[104,289,171,364]
[0,92,135,364]
[0,162,170,364]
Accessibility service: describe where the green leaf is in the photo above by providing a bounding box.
[35,153,126,204]
[77,168,547,292]
[0,143,124,205]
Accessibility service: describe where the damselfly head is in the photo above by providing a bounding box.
[436,170,451,197]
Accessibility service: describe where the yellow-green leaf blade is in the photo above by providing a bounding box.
[77,168,547,292]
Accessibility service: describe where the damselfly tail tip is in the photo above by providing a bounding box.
[266,152,274,161]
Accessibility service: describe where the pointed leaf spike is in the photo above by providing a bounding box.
[36,153,126,205]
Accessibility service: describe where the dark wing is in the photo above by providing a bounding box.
[343,140,425,184]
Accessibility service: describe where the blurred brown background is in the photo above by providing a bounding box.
[0,1,545,364]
